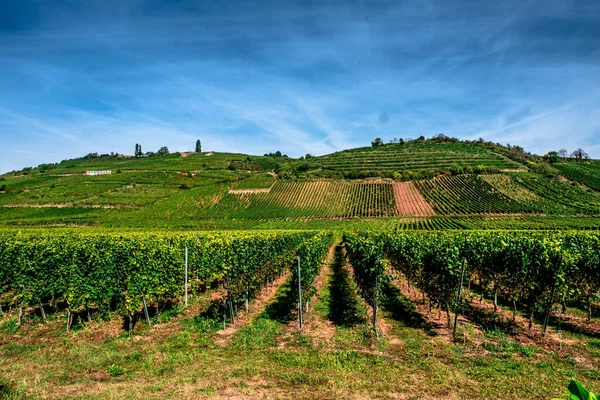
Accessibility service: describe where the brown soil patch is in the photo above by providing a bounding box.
[390,276,484,346]
[228,188,271,194]
[551,311,600,338]
[393,182,435,216]
[214,272,290,345]
[296,245,337,347]
[1,203,140,209]
[465,295,579,350]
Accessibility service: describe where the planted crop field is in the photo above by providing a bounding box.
[211,180,399,219]
[479,174,540,203]
[305,142,523,173]
[3,228,600,399]
[511,173,600,214]
[554,161,600,191]
[414,174,528,214]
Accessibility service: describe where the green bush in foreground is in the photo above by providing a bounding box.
[553,380,598,400]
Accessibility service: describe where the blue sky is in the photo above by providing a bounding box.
[1,0,599,173]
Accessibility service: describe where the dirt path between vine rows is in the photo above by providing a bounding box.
[291,245,338,347]
[465,292,578,350]
[390,275,597,365]
[272,245,338,348]
[213,271,290,345]
[390,276,483,344]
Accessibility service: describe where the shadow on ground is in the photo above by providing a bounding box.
[260,278,298,323]
[328,247,365,327]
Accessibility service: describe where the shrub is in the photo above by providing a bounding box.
[297,162,311,172]
[0,319,18,334]
[554,379,598,400]
[449,165,464,175]
[106,364,125,377]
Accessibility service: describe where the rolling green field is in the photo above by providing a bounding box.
[2,141,600,230]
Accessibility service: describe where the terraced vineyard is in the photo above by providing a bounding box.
[414,174,529,215]
[212,180,399,219]
[511,173,600,214]
[305,141,524,174]
[2,142,600,229]
[554,161,600,191]
[479,174,540,203]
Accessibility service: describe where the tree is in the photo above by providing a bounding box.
[543,151,559,164]
[433,133,448,142]
[571,148,589,161]
[157,146,169,156]
[135,144,142,157]
[195,139,201,153]
[371,138,384,147]
[558,149,568,159]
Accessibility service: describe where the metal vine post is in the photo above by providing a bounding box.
[297,256,302,330]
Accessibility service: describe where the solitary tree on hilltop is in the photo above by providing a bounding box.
[135,143,142,157]
[371,138,384,147]
[195,139,201,153]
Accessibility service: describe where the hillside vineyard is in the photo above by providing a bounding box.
[4,139,600,399]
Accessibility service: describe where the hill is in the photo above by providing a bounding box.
[296,140,524,179]
[1,139,600,229]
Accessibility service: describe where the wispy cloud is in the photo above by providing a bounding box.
[1,0,600,173]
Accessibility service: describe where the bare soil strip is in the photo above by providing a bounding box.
[390,276,483,343]
[393,181,435,216]
[391,275,593,361]
[1,203,140,209]
[465,293,577,350]
[550,311,600,338]
[294,245,337,346]
[213,271,290,345]
[228,188,271,194]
